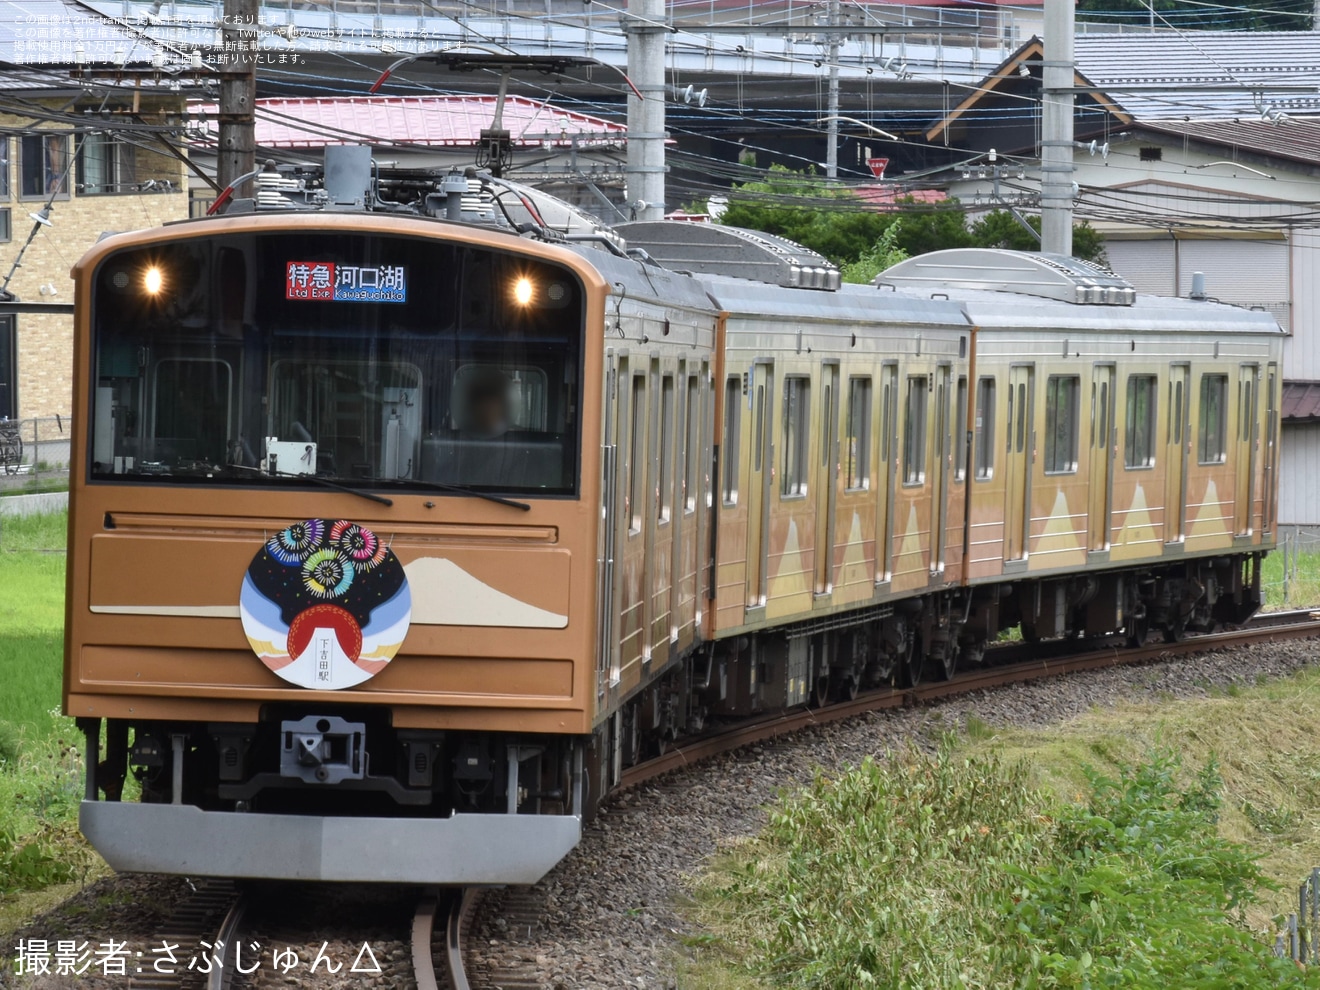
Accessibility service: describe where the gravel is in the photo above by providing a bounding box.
[6,635,1317,990]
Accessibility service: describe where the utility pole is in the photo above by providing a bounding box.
[1314,0,1320,31]
[1040,0,1075,256]
[825,0,840,178]
[624,0,666,221]
[217,0,257,198]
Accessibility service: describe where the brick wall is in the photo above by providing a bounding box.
[2,101,189,418]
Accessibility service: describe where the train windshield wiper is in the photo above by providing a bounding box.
[371,478,531,512]
[226,465,393,507]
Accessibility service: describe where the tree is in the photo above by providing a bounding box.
[717,166,1111,274]
[971,210,1108,265]
[840,222,909,284]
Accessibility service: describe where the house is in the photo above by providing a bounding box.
[921,32,1320,528]
[185,95,629,219]
[0,73,190,422]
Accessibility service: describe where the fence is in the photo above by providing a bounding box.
[1272,528,1320,607]
[0,415,72,487]
[1276,869,1320,963]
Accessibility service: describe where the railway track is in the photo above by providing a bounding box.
[621,609,1320,790]
[412,888,474,990]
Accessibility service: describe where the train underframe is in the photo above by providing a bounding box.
[76,709,586,884]
[608,552,1265,773]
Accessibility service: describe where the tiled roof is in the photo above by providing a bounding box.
[190,95,627,150]
[1139,117,1320,168]
[1073,32,1320,120]
[1282,381,1320,423]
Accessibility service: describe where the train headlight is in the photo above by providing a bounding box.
[143,266,164,295]
[512,276,534,306]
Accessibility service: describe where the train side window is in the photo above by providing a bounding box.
[1170,378,1184,446]
[1125,374,1157,469]
[974,377,995,480]
[845,376,872,491]
[903,375,928,485]
[953,375,968,482]
[684,376,700,512]
[1044,375,1080,474]
[782,376,810,497]
[1240,376,1254,442]
[658,374,674,524]
[721,376,740,505]
[1198,374,1228,464]
[628,375,646,533]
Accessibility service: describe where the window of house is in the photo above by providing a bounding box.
[722,376,740,505]
[903,375,928,485]
[953,375,968,481]
[0,316,15,419]
[974,376,995,479]
[1198,374,1227,464]
[1044,375,1080,473]
[1125,374,1157,469]
[782,376,810,497]
[0,137,11,200]
[845,376,871,491]
[19,134,69,199]
[77,132,138,195]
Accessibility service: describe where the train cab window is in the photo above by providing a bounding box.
[628,375,646,533]
[903,375,928,485]
[782,376,810,497]
[1125,375,1158,469]
[684,375,700,513]
[845,376,872,491]
[953,375,968,482]
[658,374,674,524]
[1044,375,1080,474]
[1199,374,1228,464]
[974,377,995,480]
[88,232,585,498]
[722,376,740,505]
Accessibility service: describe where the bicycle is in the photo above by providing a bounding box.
[0,418,23,475]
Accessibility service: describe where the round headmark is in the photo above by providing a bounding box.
[239,519,411,689]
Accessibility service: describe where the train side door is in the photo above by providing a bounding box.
[650,366,675,660]
[930,364,951,575]
[1263,363,1278,535]
[877,363,898,584]
[1165,363,1190,544]
[745,361,774,609]
[815,362,839,595]
[1087,364,1115,553]
[1004,364,1035,561]
[598,352,620,697]
[1234,364,1259,536]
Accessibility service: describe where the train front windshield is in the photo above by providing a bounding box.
[88,231,585,497]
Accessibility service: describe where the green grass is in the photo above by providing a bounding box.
[683,668,1320,989]
[0,511,93,900]
[1262,544,1320,610]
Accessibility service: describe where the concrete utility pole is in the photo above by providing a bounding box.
[1314,0,1320,31]
[625,0,666,221]
[1040,0,1075,256]
[825,0,840,178]
[217,0,257,198]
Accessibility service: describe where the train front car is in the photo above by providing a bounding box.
[65,211,605,883]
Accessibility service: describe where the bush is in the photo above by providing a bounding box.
[695,749,1315,988]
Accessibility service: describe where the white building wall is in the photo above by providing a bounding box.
[1280,423,1320,526]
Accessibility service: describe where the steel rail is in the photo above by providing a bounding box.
[205,894,248,990]
[412,889,473,990]
[620,615,1320,789]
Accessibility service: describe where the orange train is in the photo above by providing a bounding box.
[64,156,1282,884]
